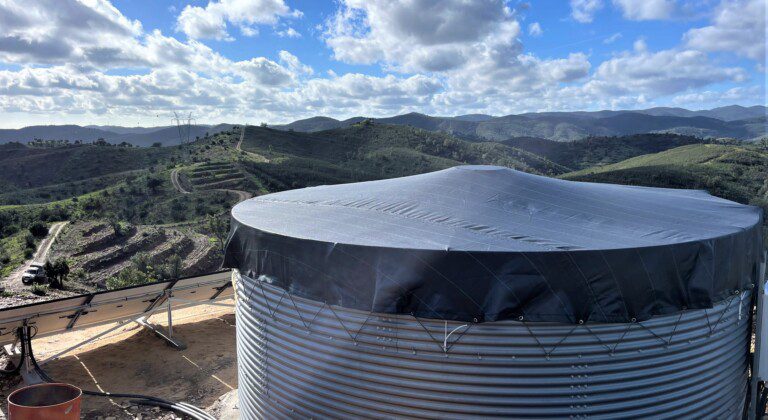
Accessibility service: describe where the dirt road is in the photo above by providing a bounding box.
[235,125,269,163]
[171,168,191,194]
[236,124,245,151]
[4,221,68,292]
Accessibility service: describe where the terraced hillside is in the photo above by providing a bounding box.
[50,220,222,290]
[185,161,249,191]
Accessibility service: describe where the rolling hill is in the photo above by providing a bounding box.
[0,124,235,147]
[273,105,766,142]
[562,143,768,209]
[502,133,711,171]
[239,122,568,183]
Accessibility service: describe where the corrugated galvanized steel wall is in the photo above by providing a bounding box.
[234,272,752,419]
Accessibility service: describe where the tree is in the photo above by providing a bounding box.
[151,142,162,148]
[29,221,48,238]
[206,214,229,255]
[54,258,69,289]
[759,137,768,151]
[146,177,163,194]
[166,255,182,280]
[46,258,70,289]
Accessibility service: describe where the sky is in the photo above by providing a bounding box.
[0,0,765,128]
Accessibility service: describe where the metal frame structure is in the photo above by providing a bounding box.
[0,271,235,382]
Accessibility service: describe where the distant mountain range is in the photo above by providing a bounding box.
[0,105,763,146]
[272,105,766,142]
[0,124,235,147]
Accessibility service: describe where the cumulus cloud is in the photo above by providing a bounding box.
[323,0,518,73]
[612,0,675,20]
[586,44,745,97]
[0,0,143,66]
[684,0,766,61]
[0,0,760,126]
[277,27,302,38]
[175,0,297,40]
[570,0,604,23]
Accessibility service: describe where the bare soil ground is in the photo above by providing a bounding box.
[0,302,237,419]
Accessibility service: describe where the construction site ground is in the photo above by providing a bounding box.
[0,301,237,419]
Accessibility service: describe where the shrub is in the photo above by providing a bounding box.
[31,284,48,296]
[24,233,36,249]
[29,222,48,238]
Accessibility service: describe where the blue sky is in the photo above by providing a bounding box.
[0,0,764,127]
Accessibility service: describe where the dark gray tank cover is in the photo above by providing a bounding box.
[224,165,764,323]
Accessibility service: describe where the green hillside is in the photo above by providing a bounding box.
[239,122,568,189]
[503,133,710,171]
[0,143,178,189]
[563,144,768,212]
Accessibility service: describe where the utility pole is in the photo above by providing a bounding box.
[172,111,195,161]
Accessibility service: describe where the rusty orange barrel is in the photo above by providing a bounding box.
[8,383,81,419]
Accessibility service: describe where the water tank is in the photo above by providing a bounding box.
[225,166,764,418]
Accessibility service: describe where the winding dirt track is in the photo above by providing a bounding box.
[170,127,253,203]
[235,124,269,162]
[171,167,191,194]
[236,124,245,151]
[4,221,69,291]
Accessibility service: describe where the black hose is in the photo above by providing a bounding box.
[21,326,214,420]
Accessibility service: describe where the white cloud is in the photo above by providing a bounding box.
[570,0,604,23]
[175,0,297,40]
[587,45,745,97]
[528,22,543,37]
[0,0,143,66]
[277,27,302,38]
[671,85,765,108]
[612,0,675,20]
[603,32,622,44]
[323,0,518,72]
[279,50,313,75]
[0,0,760,127]
[684,0,766,62]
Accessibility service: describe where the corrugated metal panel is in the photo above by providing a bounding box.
[234,272,752,419]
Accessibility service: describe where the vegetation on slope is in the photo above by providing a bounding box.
[239,122,568,192]
[503,133,712,171]
[563,143,768,217]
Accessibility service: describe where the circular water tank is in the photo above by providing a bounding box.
[225,166,764,418]
[234,274,751,418]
